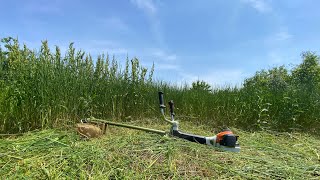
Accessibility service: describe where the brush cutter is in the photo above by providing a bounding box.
[84,92,240,152]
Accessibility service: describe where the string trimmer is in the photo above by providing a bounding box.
[84,92,240,152]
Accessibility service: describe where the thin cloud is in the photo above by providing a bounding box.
[130,0,157,15]
[24,39,129,56]
[267,51,299,66]
[268,51,284,64]
[152,49,177,61]
[241,0,272,13]
[130,0,164,46]
[89,48,129,55]
[179,69,248,88]
[22,0,63,15]
[74,39,130,55]
[273,31,292,41]
[265,29,293,45]
[88,40,120,47]
[96,17,129,32]
[81,44,129,55]
[156,63,180,70]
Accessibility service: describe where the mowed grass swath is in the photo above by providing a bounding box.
[0,37,320,134]
[1,124,319,179]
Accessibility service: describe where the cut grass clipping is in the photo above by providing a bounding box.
[1,120,319,179]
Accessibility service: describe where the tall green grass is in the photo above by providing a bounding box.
[0,37,319,133]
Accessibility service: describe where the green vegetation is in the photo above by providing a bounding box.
[1,120,319,179]
[1,37,320,179]
[0,37,319,134]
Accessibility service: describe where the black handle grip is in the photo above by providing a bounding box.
[158,91,165,108]
[169,100,174,115]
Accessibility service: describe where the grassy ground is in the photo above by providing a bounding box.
[0,119,319,179]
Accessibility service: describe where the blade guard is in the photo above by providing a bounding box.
[205,135,241,152]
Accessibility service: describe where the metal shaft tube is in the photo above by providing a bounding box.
[88,118,167,135]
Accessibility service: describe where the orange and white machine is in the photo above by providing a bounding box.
[85,92,240,152]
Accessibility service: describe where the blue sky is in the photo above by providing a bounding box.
[1,0,320,87]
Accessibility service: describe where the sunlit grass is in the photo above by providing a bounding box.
[0,120,319,179]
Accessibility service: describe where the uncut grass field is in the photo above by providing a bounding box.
[1,119,319,179]
[1,37,320,179]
